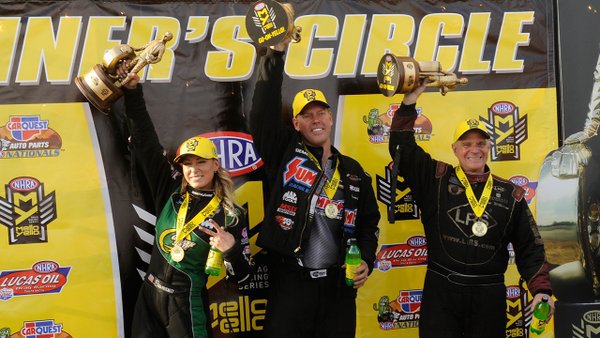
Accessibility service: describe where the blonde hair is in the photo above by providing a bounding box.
[179,165,241,228]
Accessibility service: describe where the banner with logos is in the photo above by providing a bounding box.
[0,103,121,337]
[0,1,559,337]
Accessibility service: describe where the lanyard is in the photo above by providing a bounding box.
[304,145,340,200]
[174,193,222,243]
[455,166,493,219]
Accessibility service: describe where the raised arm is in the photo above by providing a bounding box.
[248,46,295,179]
[118,62,179,211]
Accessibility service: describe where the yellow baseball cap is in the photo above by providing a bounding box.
[173,136,219,163]
[292,89,330,117]
[453,118,490,143]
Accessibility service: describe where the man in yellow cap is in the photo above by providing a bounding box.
[388,83,554,338]
[248,39,380,338]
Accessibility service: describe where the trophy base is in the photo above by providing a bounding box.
[75,64,123,113]
[377,54,421,97]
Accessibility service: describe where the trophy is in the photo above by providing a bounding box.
[245,0,301,46]
[75,32,173,112]
[536,50,600,301]
[376,53,468,96]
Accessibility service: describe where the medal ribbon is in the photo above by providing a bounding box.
[455,166,493,219]
[175,193,222,244]
[303,144,340,200]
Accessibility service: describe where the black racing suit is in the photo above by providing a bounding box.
[389,103,552,338]
[249,48,380,338]
[123,85,252,338]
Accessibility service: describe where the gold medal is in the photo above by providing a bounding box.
[171,243,185,262]
[325,203,338,219]
[472,220,488,237]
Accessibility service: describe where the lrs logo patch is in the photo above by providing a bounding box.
[0,176,57,244]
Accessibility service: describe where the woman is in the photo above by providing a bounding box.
[117,61,252,338]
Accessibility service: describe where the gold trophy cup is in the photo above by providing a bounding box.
[245,0,301,46]
[377,53,468,96]
[75,32,173,112]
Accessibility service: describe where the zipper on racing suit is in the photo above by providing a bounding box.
[294,169,325,255]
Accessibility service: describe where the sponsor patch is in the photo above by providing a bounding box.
[282,191,297,204]
[276,203,297,217]
[283,157,317,189]
[343,209,357,235]
[276,216,294,230]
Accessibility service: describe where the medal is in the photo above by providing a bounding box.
[325,203,338,219]
[455,166,493,238]
[472,220,488,237]
[171,243,185,262]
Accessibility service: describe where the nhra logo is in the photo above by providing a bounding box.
[480,101,528,162]
[572,310,600,337]
[506,286,521,299]
[509,175,537,204]
[202,132,263,177]
[0,177,57,244]
[398,290,422,313]
[283,157,317,189]
[1,116,62,159]
[0,261,71,301]
[376,236,427,270]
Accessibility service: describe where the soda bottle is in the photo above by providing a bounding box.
[530,295,551,334]
[345,238,361,286]
[205,246,223,276]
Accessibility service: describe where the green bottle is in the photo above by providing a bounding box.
[530,295,550,334]
[345,238,361,286]
[205,246,223,276]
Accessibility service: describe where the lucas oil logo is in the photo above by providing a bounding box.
[0,116,62,159]
[480,101,528,161]
[375,236,427,271]
[202,132,263,177]
[0,261,71,301]
[0,177,57,244]
[283,157,317,191]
